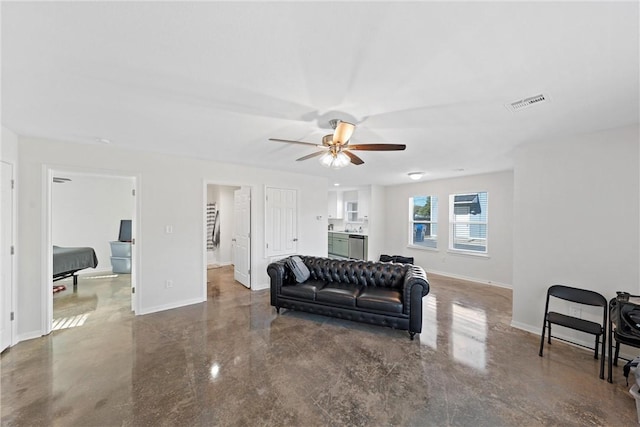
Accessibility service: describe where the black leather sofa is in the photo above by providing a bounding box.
[268,256,430,339]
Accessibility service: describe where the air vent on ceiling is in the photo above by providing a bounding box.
[507,94,548,112]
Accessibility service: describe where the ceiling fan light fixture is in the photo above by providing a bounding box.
[319,151,350,169]
[333,121,355,145]
[332,151,351,169]
[408,172,424,180]
[319,152,335,168]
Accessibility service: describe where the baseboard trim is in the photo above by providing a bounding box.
[510,320,639,360]
[16,330,44,343]
[426,269,512,289]
[138,297,205,316]
[512,320,596,348]
[252,282,269,291]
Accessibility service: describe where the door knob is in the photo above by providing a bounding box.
[293,238,298,242]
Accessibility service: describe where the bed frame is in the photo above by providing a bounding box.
[53,246,99,292]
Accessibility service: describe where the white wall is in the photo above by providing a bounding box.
[512,125,640,341]
[16,136,328,340]
[367,184,386,262]
[52,174,134,274]
[2,127,19,161]
[383,170,514,287]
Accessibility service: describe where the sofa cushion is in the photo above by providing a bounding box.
[286,256,311,283]
[316,283,361,307]
[281,279,325,300]
[357,288,403,313]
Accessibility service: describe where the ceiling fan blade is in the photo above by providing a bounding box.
[268,138,322,148]
[333,121,356,145]
[296,151,326,161]
[344,151,364,165]
[348,143,406,151]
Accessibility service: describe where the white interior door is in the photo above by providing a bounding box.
[233,187,251,288]
[265,187,298,257]
[130,184,137,312]
[1,161,15,352]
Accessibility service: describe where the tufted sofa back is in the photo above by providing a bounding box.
[301,256,410,290]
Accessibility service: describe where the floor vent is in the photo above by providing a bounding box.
[507,94,548,112]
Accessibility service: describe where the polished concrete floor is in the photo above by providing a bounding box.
[2,267,639,426]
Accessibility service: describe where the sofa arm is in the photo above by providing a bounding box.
[268,259,291,307]
[402,266,430,334]
[402,266,429,303]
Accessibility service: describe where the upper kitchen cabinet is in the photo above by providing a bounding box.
[328,190,343,219]
[343,190,358,222]
[329,187,371,222]
[357,188,370,220]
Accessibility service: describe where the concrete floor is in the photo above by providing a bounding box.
[1,266,638,426]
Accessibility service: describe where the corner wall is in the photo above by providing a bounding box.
[511,125,640,341]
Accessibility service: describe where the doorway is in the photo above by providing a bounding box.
[205,183,250,292]
[46,169,138,334]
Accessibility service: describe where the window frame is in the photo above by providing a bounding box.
[408,195,438,250]
[448,192,488,255]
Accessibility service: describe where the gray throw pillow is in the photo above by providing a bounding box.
[286,256,310,283]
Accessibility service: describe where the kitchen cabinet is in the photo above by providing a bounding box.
[357,189,370,220]
[328,191,343,219]
[328,187,371,222]
[333,234,349,257]
[345,201,359,222]
[343,190,359,222]
[328,232,349,257]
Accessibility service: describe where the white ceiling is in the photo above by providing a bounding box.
[2,2,638,186]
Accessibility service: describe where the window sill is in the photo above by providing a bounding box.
[407,245,438,252]
[446,249,490,259]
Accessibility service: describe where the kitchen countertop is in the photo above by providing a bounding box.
[329,231,368,236]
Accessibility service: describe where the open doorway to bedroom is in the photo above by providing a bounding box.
[205,183,251,297]
[48,170,137,333]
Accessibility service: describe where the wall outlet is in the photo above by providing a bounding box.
[569,305,581,318]
[165,280,173,289]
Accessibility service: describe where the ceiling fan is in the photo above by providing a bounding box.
[268,120,406,169]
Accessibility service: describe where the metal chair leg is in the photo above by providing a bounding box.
[539,320,547,357]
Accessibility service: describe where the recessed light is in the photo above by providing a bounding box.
[408,172,424,181]
[97,138,111,144]
[333,183,340,187]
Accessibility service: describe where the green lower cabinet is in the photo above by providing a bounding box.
[333,236,349,257]
[328,232,349,257]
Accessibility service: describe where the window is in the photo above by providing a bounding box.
[409,196,438,249]
[449,192,488,253]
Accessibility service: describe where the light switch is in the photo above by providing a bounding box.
[165,225,173,234]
